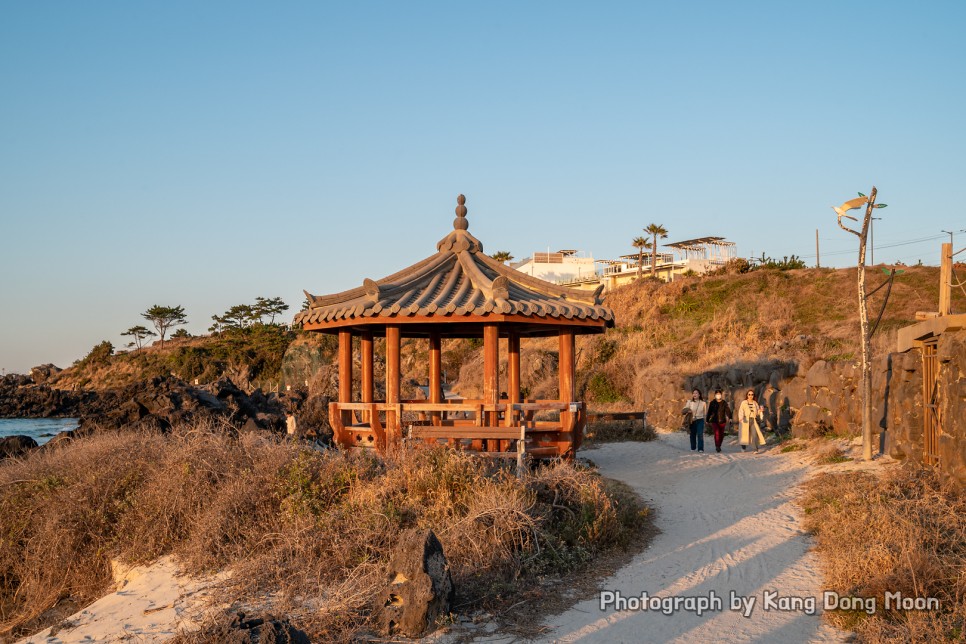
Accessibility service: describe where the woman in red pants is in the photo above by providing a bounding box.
[706,389,732,453]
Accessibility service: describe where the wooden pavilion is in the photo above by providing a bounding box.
[294,195,615,459]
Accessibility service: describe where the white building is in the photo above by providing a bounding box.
[509,250,598,284]
[509,237,738,293]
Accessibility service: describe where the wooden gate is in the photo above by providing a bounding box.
[922,339,941,466]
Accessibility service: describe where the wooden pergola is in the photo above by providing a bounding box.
[294,195,615,459]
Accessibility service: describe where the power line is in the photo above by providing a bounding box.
[796,233,947,260]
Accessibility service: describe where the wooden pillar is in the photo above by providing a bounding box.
[386,325,401,446]
[429,332,442,426]
[338,330,353,402]
[508,331,521,425]
[940,242,953,316]
[558,328,575,403]
[558,328,576,457]
[360,331,374,424]
[481,323,500,450]
[338,330,353,432]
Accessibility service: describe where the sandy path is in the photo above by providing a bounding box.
[536,431,848,644]
[17,557,222,644]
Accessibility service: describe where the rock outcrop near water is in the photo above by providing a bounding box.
[0,435,38,459]
[76,376,288,434]
[0,374,103,417]
[0,373,332,442]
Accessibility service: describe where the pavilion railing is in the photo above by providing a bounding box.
[328,399,585,458]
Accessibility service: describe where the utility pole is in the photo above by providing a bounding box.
[941,229,965,246]
[815,229,820,268]
[939,242,953,316]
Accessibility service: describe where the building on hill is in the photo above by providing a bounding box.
[510,249,598,284]
[511,237,738,293]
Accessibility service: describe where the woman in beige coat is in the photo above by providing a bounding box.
[737,389,766,453]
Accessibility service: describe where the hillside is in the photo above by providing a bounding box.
[30,266,963,423]
[577,264,958,397]
[451,265,963,420]
[48,324,302,391]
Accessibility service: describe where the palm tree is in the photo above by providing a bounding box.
[491,251,514,264]
[645,223,669,278]
[631,236,648,277]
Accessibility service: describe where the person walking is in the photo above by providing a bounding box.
[706,388,732,453]
[738,389,766,454]
[683,389,708,453]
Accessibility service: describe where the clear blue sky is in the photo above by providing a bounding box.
[2,1,964,374]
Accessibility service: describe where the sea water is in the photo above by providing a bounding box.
[0,418,78,445]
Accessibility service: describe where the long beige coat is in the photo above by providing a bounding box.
[738,400,766,447]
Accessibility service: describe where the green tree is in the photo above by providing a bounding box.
[121,325,156,355]
[632,236,648,278]
[171,328,192,339]
[253,296,289,324]
[142,305,187,349]
[210,304,256,333]
[75,340,114,367]
[645,223,669,278]
[491,251,514,264]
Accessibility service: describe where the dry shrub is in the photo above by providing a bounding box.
[0,424,647,641]
[584,420,657,444]
[810,442,851,464]
[801,467,966,641]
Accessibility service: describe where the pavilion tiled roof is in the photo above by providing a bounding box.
[294,195,615,329]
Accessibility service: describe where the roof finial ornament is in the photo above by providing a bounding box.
[453,194,469,231]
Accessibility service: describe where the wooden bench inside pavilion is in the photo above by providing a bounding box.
[293,195,616,460]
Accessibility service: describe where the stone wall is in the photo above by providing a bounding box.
[633,329,965,487]
[638,357,866,437]
[884,330,966,486]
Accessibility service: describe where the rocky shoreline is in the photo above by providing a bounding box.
[0,373,332,457]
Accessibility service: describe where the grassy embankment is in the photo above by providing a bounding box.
[447,266,962,411]
[0,425,649,641]
[578,265,960,405]
[53,324,302,391]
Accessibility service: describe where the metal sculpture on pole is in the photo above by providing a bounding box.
[833,187,888,461]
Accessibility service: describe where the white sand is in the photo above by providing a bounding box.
[17,556,224,644]
[537,431,850,644]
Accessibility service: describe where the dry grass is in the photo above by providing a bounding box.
[801,467,966,641]
[480,265,966,408]
[0,423,648,641]
[584,420,657,445]
[810,442,852,464]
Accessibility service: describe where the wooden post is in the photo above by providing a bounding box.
[559,328,576,457]
[360,331,374,424]
[482,323,500,451]
[558,328,575,403]
[429,332,442,426]
[386,325,401,446]
[815,229,820,268]
[338,330,353,429]
[940,242,953,316]
[508,331,521,427]
[360,331,374,402]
